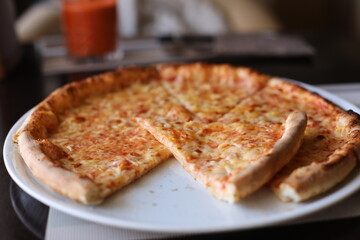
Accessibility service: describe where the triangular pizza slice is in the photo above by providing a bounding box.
[136,111,306,202]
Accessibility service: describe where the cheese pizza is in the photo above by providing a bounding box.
[136,111,306,202]
[266,79,360,202]
[14,67,187,204]
[220,77,360,201]
[13,63,360,205]
[158,63,268,122]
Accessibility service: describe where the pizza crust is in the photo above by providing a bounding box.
[271,111,360,202]
[226,111,307,201]
[14,66,164,205]
[137,111,307,203]
[14,71,123,204]
[17,132,109,204]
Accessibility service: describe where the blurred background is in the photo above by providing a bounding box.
[6,0,359,80]
[12,0,360,42]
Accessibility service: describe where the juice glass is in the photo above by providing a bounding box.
[61,0,118,59]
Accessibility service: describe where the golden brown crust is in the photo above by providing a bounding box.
[269,80,360,202]
[14,66,160,141]
[228,111,307,201]
[156,62,269,84]
[14,66,161,204]
[17,132,109,204]
[272,148,357,202]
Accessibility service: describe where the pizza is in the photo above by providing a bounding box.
[158,64,268,122]
[14,67,188,204]
[136,111,306,202]
[266,79,360,202]
[220,78,360,201]
[13,63,360,205]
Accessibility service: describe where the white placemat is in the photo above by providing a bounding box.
[45,83,360,240]
[46,189,360,240]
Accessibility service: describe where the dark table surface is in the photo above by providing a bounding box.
[1,34,360,240]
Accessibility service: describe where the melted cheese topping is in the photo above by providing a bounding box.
[49,81,184,189]
[23,65,357,204]
[160,64,267,122]
[137,117,284,185]
[221,83,345,185]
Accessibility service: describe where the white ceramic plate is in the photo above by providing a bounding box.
[4,80,360,234]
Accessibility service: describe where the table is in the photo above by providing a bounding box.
[1,34,360,240]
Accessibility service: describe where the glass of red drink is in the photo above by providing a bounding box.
[61,0,119,59]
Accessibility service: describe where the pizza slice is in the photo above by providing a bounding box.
[222,78,360,202]
[268,79,360,202]
[14,67,190,205]
[136,111,307,203]
[157,63,269,122]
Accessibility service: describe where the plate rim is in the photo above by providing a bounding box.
[3,79,360,233]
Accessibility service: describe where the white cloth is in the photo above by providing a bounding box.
[46,189,360,240]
